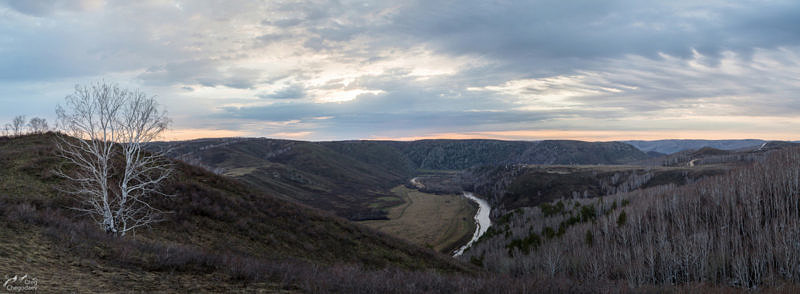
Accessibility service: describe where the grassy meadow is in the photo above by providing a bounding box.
[360,186,476,253]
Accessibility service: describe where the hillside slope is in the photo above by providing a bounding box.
[157,138,416,220]
[514,140,649,165]
[630,141,800,167]
[394,139,650,170]
[624,139,765,154]
[461,164,729,213]
[461,146,800,288]
[158,138,650,219]
[0,134,468,292]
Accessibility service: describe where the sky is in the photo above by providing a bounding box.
[2,0,800,141]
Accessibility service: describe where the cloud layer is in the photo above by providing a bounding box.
[2,0,800,141]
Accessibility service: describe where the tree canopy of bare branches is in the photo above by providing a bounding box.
[55,81,172,237]
[462,148,800,288]
[28,117,49,133]
[4,115,26,136]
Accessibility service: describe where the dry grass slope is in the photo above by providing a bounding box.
[360,186,476,253]
[0,133,474,292]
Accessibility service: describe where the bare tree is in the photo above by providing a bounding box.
[55,82,172,236]
[27,117,49,134]
[115,91,172,234]
[7,115,26,136]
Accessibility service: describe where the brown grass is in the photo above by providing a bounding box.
[360,186,476,253]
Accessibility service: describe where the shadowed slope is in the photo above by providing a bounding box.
[157,138,650,220]
[0,134,469,292]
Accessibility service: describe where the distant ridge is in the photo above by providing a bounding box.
[392,139,649,169]
[624,139,766,154]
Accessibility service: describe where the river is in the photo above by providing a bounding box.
[409,178,491,257]
[452,191,491,257]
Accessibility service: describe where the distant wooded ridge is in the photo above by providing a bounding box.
[158,137,797,158]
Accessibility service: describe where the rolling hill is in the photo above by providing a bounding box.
[631,140,800,167]
[0,134,470,292]
[157,138,651,220]
[460,164,730,213]
[2,133,784,292]
[624,139,766,154]
[392,139,651,169]
[155,138,416,220]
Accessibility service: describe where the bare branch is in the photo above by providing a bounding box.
[54,81,172,237]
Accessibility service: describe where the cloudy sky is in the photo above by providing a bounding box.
[2,0,800,141]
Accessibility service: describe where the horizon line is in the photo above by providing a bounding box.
[160,128,798,142]
[156,135,794,143]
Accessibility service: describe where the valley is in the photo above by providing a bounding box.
[156,138,657,221]
[11,1,800,292]
[359,186,476,254]
[6,133,800,292]
[0,134,471,292]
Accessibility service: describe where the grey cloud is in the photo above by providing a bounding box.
[0,2,200,81]
[138,60,259,89]
[222,79,256,90]
[302,37,328,51]
[5,0,800,140]
[2,0,58,16]
[369,1,800,68]
[258,84,306,99]
[262,18,305,28]
[224,103,559,135]
[255,33,292,45]
[139,59,219,86]
[218,70,629,138]
[1,0,100,16]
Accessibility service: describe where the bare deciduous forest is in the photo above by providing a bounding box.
[463,147,800,288]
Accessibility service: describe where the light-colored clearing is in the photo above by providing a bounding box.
[223,167,258,177]
[360,186,476,253]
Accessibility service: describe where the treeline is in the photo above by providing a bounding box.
[633,146,782,167]
[394,140,649,171]
[2,115,50,136]
[462,147,800,288]
[460,164,722,217]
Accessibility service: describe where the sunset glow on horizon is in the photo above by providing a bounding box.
[170,128,799,142]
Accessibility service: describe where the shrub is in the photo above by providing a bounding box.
[506,232,542,256]
[580,204,597,221]
[542,226,556,239]
[584,229,594,246]
[616,210,627,227]
[540,201,565,217]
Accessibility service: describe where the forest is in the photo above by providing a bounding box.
[462,146,800,288]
